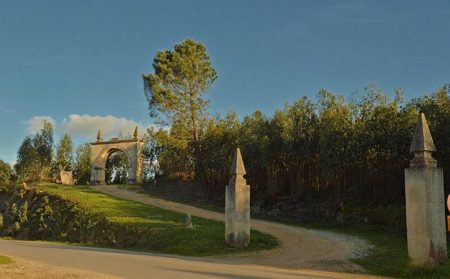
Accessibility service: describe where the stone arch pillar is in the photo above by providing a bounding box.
[90,128,144,185]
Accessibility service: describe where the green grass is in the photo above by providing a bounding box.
[0,256,13,265]
[292,222,450,279]
[37,183,278,256]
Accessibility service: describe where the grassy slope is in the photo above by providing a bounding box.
[37,184,278,256]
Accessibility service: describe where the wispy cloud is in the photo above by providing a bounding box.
[60,114,151,140]
[24,116,56,134]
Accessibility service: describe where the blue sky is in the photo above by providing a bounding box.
[1,0,449,164]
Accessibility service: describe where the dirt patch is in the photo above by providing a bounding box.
[95,185,373,273]
[0,255,121,279]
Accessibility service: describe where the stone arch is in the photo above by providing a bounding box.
[90,127,143,185]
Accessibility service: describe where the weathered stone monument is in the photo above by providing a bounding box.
[90,126,144,185]
[225,148,250,247]
[185,213,193,229]
[60,171,74,185]
[405,113,447,265]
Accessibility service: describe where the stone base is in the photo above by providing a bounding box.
[225,184,250,248]
[225,232,250,248]
[405,167,447,265]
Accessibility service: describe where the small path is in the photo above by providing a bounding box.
[94,185,374,274]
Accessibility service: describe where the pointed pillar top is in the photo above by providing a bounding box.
[133,126,139,140]
[96,129,103,142]
[230,148,246,176]
[410,113,437,168]
[410,113,436,153]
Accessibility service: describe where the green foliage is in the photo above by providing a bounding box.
[411,86,450,194]
[0,160,11,185]
[141,132,161,182]
[105,151,128,184]
[15,120,54,182]
[33,120,54,179]
[55,134,74,172]
[143,38,217,179]
[147,127,194,180]
[143,38,217,124]
[152,85,450,209]
[73,144,91,184]
[15,136,39,181]
[0,183,278,256]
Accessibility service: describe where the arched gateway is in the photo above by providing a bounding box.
[90,126,144,185]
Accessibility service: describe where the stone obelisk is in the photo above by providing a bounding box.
[405,113,447,265]
[225,148,250,247]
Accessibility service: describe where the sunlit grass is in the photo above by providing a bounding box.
[37,183,278,256]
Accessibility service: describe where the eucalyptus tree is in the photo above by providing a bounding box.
[201,111,241,193]
[73,144,91,184]
[15,136,38,181]
[413,87,450,194]
[15,120,54,181]
[34,120,54,180]
[55,134,74,172]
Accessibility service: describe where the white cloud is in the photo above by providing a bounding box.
[60,114,148,140]
[25,116,56,134]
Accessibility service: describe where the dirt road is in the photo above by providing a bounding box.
[94,185,373,273]
[0,240,382,279]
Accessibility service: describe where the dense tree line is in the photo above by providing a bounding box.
[149,86,450,208]
[15,120,54,182]
[12,122,92,184]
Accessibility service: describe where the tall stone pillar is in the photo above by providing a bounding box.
[405,113,447,265]
[225,148,250,247]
